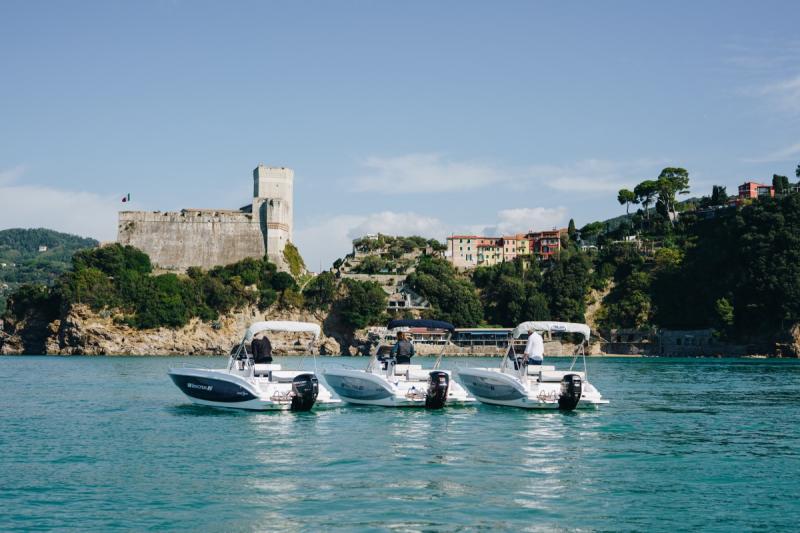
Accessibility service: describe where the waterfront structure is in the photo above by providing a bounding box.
[447,229,565,269]
[118,163,293,271]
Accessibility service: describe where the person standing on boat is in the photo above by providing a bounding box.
[251,334,273,364]
[524,331,544,366]
[390,331,415,364]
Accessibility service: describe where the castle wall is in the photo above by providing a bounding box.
[118,210,274,271]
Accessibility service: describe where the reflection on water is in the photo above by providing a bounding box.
[1,356,799,531]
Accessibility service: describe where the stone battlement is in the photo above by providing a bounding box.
[119,210,254,225]
[117,163,294,272]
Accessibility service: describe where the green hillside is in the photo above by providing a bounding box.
[0,228,98,314]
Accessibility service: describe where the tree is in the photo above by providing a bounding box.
[568,219,577,241]
[773,174,790,195]
[302,272,337,310]
[796,163,800,179]
[473,258,547,326]
[710,185,728,206]
[406,257,483,326]
[655,167,690,225]
[579,221,604,242]
[634,180,659,223]
[617,188,638,215]
[334,278,387,330]
[542,253,591,322]
[699,185,729,209]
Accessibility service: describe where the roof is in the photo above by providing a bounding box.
[512,321,591,341]
[387,319,455,332]
[245,321,321,340]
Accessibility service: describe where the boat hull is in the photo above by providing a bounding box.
[455,368,606,410]
[168,368,341,411]
[323,368,473,407]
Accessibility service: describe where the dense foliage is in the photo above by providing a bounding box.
[405,257,483,327]
[651,194,800,339]
[0,228,98,313]
[473,258,549,327]
[4,245,301,330]
[352,234,446,257]
[302,271,337,310]
[333,278,387,329]
[282,242,306,278]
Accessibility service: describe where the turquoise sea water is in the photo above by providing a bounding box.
[1,356,799,532]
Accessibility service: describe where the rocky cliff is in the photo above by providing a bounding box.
[1,304,343,356]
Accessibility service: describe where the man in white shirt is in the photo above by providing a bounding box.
[524,331,544,366]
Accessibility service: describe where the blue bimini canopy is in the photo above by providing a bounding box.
[387,319,455,332]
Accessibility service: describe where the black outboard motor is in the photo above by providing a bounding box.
[558,374,583,411]
[425,371,450,409]
[291,374,319,411]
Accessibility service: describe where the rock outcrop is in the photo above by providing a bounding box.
[2,304,343,356]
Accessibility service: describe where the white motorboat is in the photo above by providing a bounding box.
[168,321,341,411]
[323,319,474,408]
[455,321,608,411]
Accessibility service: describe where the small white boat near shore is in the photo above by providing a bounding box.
[455,321,608,411]
[323,319,474,408]
[168,321,341,411]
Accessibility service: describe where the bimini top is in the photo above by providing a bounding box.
[245,321,321,341]
[512,321,591,341]
[386,319,455,332]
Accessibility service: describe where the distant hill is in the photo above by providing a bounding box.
[0,228,98,314]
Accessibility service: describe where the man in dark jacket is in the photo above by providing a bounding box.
[390,331,415,364]
[251,335,273,364]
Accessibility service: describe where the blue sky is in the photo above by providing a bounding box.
[2,1,799,269]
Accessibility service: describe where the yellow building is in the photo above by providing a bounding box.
[477,243,502,266]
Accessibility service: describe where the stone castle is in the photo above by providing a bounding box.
[117,164,293,271]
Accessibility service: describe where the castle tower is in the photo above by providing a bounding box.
[252,164,293,262]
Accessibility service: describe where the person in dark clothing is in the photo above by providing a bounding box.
[251,335,273,364]
[390,332,415,364]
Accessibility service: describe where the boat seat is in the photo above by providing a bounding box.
[406,369,432,381]
[394,364,421,376]
[253,363,282,376]
[527,364,556,375]
[539,370,586,382]
[270,370,301,383]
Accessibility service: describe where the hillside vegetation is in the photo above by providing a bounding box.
[0,228,98,314]
[3,243,387,334]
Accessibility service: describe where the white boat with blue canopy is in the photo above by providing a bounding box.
[455,321,608,411]
[322,319,474,408]
[168,321,341,411]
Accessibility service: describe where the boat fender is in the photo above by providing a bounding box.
[290,374,319,411]
[558,374,582,411]
[425,371,450,409]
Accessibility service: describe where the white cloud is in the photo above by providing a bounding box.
[295,211,447,271]
[488,207,568,236]
[0,166,127,241]
[0,164,27,185]
[529,158,667,193]
[757,75,800,113]
[349,153,668,196]
[742,141,800,163]
[295,207,568,270]
[351,153,509,193]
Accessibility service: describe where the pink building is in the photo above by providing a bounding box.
[738,182,774,199]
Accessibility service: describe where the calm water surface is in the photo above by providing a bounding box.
[1,356,799,532]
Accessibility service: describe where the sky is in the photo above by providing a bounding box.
[1,1,799,270]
